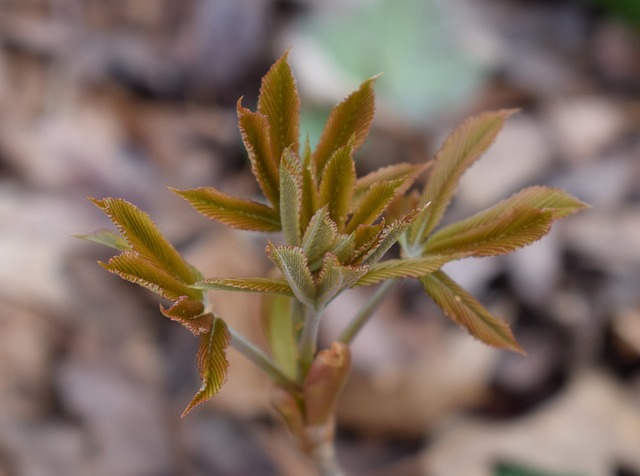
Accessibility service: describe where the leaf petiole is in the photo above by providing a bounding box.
[227,325,302,395]
[338,279,399,345]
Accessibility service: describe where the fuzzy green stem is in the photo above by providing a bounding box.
[338,279,399,345]
[228,325,301,395]
[298,307,321,377]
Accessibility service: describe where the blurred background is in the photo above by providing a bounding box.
[1,0,639,475]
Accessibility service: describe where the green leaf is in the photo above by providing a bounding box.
[172,187,281,232]
[195,277,293,296]
[349,222,384,264]
[406,109,516,249]
[352,162,426,210]
[160,297,213,335]
[261,294,298,380]
[258,50,300,164]
[318,145,356,230]
[427,186,588,247]
[75,230,132,251]
[420,270,524,353]
[101,251,201,302]
[90,197,196,284]
[279,148,303,245]
[300,135,318,233]
[312,77,377,177]
[266,243,316,308]
[330,233,356,264]
[346,179,406,233]
[315,254,369,308]
[356,255,449,286]
[361,209,422,265]
[182,317,231,417]
[237,102,279,207]
[423,206,554,258]
[301,207,339,271]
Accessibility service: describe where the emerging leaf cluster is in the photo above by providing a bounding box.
[83,51,587,415]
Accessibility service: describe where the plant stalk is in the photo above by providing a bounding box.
[298,307,321,377]
[338,279,399,344]
[228,325,301,395]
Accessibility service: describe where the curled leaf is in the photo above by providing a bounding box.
[182,317,231,417]
[160,297,212,335]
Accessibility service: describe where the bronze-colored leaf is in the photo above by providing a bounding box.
[356,255,449,286]
[423,206,554,258]
[90,197,196,284]
[346,179,405,233]
[420,270,524,353]
[352,162,426,210]
[257,50,300,164]
[318,145,356,231]
[312,77,377,177]
[160,296,212,335]
[182,317,231,417]
[426,186,589,247]
[195,277,293,296]
[406,110,516,251]
[101,251,201,302]
[172,187,281,232]
[237,101,279,206]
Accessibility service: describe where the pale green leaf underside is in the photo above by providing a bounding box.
[356,255,449,286]
[302,207,339,270]
[315,254,368,308]
[407,109,516,246]
[195,277,293,296]
[420,270,524,353]
[91,197,195,284]
[312,77,377,177]
[75,230,131,251]
[423,206,553,257]
[361,209,422,265]
[267,244,316,308]
[102,251,201,302]
[182,317,231,417]
[279,148,303,245]
[258,50,300,164]
[172,187,281,232]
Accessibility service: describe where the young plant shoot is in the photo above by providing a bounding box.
[81,51,587,475]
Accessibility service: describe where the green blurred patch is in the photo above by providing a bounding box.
[495,462,587,476]
[299,0,488,143]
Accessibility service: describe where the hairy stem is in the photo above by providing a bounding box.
[338,279,399,344]
[228,325,301,395]
[298,307,321,378]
